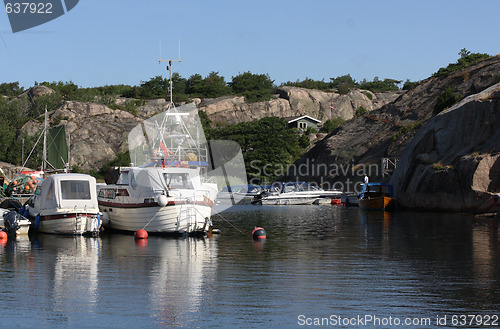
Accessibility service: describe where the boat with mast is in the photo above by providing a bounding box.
[97,57,218,235]
[20,108,102,235]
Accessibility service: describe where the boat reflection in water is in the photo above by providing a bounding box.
[101,234,218,327]
[33,235,101,314]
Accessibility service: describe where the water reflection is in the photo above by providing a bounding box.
[35,235,101,314]
[99,234,218,327]
[358,210,500,313]
[0,206,498,328]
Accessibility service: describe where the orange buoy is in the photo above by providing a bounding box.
[331,198,341,205]
[25,185,31,191]
[0,231,7,240]
[30,175,37,181]
[12,180,17,185]
[252,227,266,240]
[134,229,148,239]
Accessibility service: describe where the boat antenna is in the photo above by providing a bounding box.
[158,37,182,108]
[42,106,47,174]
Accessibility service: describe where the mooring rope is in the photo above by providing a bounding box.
[141,211,161,230]
[214,212,245,234]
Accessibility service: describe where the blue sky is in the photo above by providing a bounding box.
[1,0,499,89]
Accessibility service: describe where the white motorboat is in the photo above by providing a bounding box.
[252,181,342,205]
[98,164,217,234]
[216,184,264,205]
[97,102,218,235]
[25,173,101,235]
[0,208,31,235]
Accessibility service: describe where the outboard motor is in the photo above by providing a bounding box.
[3,211,26,235]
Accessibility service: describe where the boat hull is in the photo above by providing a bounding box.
[259,196,319,205]
[99,202,213,234]
[35,212,101,235]
[341,194,359,206]
[359,196,394,211]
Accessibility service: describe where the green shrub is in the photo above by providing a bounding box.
[434,50,490,77]
[355,106,367,117]
[320,117,345,133]
[434,86,457,115]
[391,121,423,141]
[229,72,274,103]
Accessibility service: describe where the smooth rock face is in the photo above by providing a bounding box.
[390,83,500,212]
[199,87,401,124]
[15,85,399,173]
[282,55,500,191]
[22,101,142,171]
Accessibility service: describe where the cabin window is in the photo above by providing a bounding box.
[116,172,129,185]
[60,180,91,200]
[298,122,307,129]
[98,189,115,199]
[163,173,194,189]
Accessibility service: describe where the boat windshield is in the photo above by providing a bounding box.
[163,173,194,189]
[116,172,129,185]
[283,182,319,193]
[60,180,91,200]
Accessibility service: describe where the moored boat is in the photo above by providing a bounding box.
[25,173,101,235]
[252,181,342,205]
[97,100,218,235]
[358,183,395,211]
[98,164,217,235]
[1,209,31,235]
[216,184,264,205]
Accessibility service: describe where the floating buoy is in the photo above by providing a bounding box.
[331,198,341,205]
[135,229,148,239]
[252,227,266,240]
[0,231,7,240]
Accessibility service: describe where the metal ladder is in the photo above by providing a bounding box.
[177,202,197,233]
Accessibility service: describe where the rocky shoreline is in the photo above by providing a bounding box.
[2,56,500,214]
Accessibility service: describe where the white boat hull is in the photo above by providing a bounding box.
[34,212,101,235]
[100,202,213,234]
[260,195,320,205]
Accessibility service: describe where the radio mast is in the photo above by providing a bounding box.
[158,37,182,107]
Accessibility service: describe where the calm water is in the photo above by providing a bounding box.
[1,205,499,328]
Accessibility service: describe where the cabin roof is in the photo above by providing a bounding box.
[286,115,321,124]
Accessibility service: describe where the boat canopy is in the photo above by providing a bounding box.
[37,174,98,210]
[360,183,394,198]
[117,167,201,192]
[267,181,322,193]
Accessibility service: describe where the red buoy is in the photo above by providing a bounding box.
[331,198,341,205]
[0,231,7,240]
[134,229,148,239]
[252,227,266,240]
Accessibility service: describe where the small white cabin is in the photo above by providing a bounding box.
[32,174,98,211]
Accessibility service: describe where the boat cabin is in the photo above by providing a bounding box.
[30,174,98,211]
[359,183,394,199]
